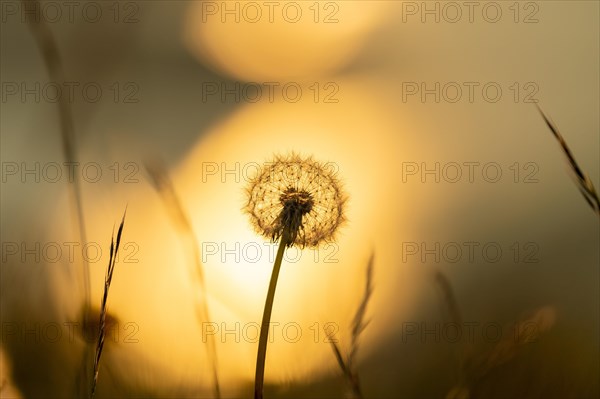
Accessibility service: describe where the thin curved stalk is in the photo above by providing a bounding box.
[254,234,289,399]
[145,161,221,398]
[22,2,91,396]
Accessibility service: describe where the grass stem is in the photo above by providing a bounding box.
[254,233,289,399]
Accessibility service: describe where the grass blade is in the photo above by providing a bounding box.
[22,3,93,395]
[22,0,90,308]
[145,160,220,399]
[91,210,126,398]
[328,252,374,399]
[536,104,600,216]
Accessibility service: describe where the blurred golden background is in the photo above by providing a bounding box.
[1,1,598,398]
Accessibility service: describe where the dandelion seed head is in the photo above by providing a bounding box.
[245,153,346,248]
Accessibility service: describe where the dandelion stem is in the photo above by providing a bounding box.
[254,232,289,399]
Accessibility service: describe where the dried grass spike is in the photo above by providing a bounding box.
[536,104,600,215]
[91,210,126,398]
[327,253,374,399]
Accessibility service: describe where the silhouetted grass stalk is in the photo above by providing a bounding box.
[536,104,600,216]
[254,231,289,399]
[327,253,374,399]
[22,2,92,395]
[432,270,470,388]
[22,0,90,310]
[91,211,126,398]
[145,161,221,399]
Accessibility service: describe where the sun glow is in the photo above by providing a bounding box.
[170,77,415,384]
[183,0,392,81]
